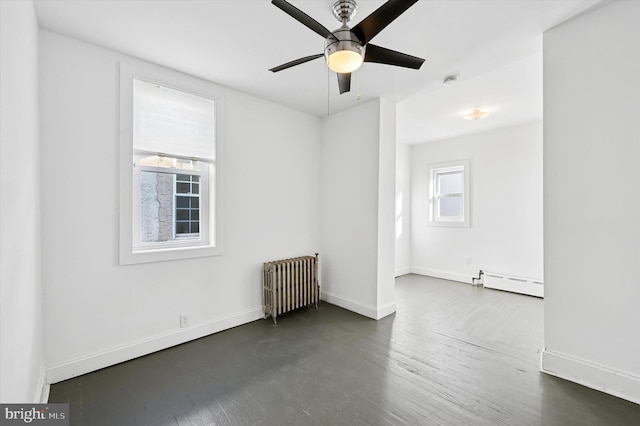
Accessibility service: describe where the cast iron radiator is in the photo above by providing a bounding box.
[262,254,319,324]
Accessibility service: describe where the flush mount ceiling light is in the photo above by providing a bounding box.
[269,0,425,94]
[464,109,490,120]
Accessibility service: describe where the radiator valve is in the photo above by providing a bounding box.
[472,270,484,286]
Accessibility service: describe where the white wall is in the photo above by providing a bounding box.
[542,0,640,403]
[320,98,396,319]
[0,0,45,402]
[39,31,322,382]
[376,99,397,313]
[411,121,543,283]
[395,143,411,276]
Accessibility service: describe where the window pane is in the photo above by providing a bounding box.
[439,196,463,218]
[176,222,190,234]
[176,196,190,208]
[176,182,191,193]
[140,170,203,242]
[176,209,190,220]
[192,183,199,195]
[438,172,463,195]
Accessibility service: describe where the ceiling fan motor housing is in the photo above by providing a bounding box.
[324,26,365,72]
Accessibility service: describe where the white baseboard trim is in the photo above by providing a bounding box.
[394,267,411,277]
[376,301,397,320]
[321,290,396,320]
[410,267,472,284]
[40,384,50,404]
[540,348,640,404]
[35,363,49,403]
[46,307,264,384]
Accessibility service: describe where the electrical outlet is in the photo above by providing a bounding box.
[180,314,190,328]
[465,256,472,264]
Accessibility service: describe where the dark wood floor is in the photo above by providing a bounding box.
[50,274,640,425]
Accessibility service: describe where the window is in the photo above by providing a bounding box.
[175,174,200,237]
[119,63,224,265]
[428,160,470,227]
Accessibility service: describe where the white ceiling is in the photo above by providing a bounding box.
[33,0,601,144]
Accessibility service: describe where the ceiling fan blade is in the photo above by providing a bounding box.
[364,44,424,69]
[271,0,336,40]
[337,73,351,94]
[351,0,419,45]
[269,53,324,73]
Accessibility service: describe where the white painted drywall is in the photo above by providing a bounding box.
[39,31,321,382]
[395,143,411,276]
[542,0,640,403]
[320,98,396,319]
[376,98,396,314]
[0,0,45,402]
[410,122,543,283]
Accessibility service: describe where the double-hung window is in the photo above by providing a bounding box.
[120,63,224,265]
[428,160,470,227]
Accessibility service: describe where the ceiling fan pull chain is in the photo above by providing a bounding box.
[327,66,331,116]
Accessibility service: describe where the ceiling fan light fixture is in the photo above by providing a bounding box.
[464,109,489,120]
[326,49,364,73]
[324,27,365,74]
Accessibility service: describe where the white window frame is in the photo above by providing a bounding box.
[119,62,224,265]
[427,160,470,227]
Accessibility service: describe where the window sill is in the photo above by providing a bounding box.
[120,244,222,265]
[427,220,470,228]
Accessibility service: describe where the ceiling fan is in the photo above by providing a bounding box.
[269,0,425,94]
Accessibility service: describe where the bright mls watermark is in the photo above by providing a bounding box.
[0,404,68,425]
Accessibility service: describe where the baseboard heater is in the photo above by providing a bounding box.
[483,271,544,298]
[262,254,319,324]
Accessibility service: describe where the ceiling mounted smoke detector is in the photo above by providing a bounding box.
[443,75,459,86]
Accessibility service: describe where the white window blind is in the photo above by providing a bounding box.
[133,79,215,160]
